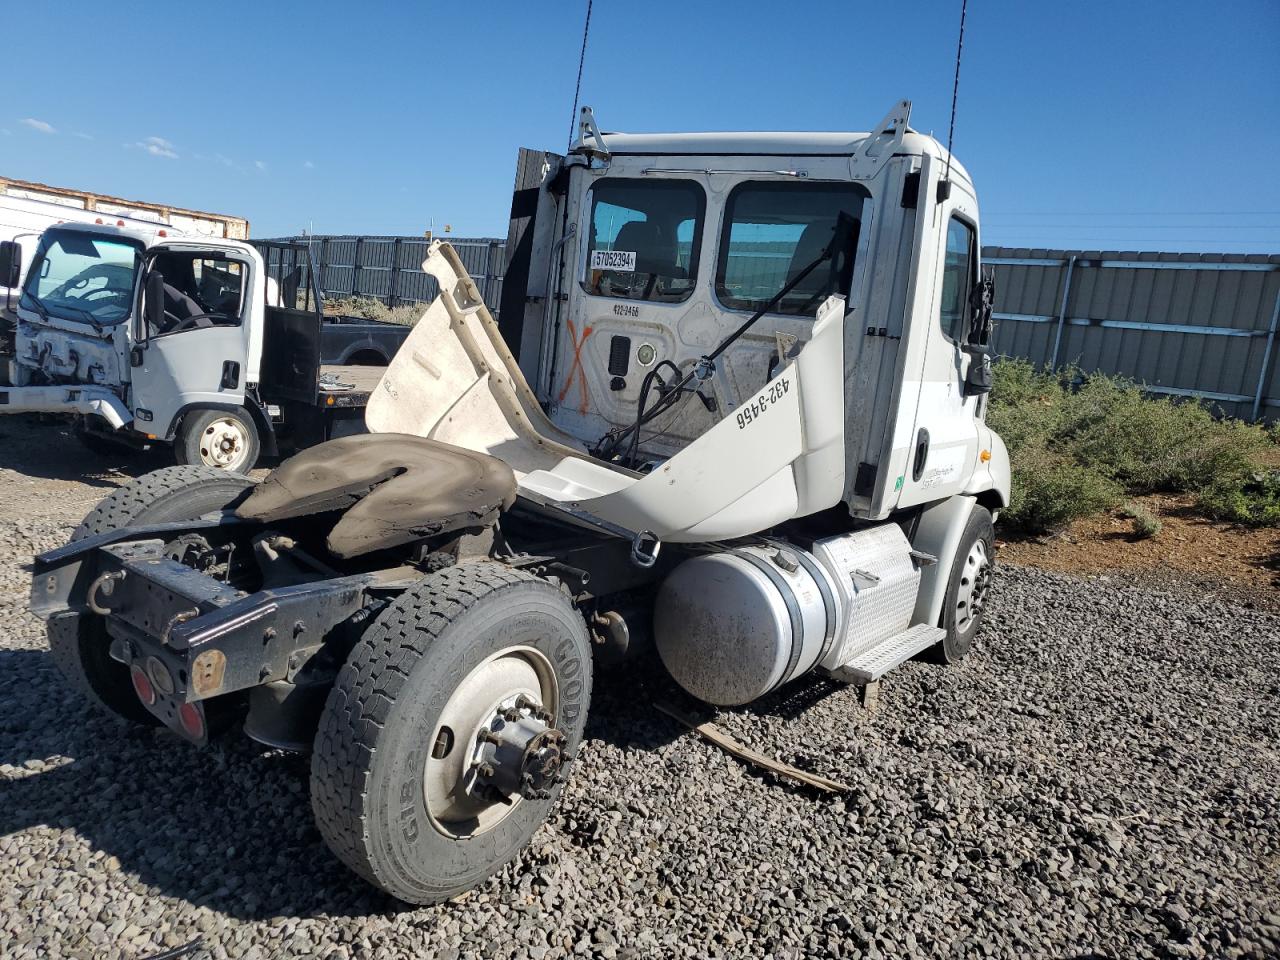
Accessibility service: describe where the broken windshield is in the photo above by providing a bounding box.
[20,230,142,326]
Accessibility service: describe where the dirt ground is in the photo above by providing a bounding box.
[999,493,1280,612]
[1,414,1278,959]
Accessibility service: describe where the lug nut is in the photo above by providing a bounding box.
[477,763,495,779]
[476,729,500,744]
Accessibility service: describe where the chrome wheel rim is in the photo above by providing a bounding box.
[955,538,992,631]
[199,417,249,471]
[424,646,561,839]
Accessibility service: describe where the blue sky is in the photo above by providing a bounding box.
[5,0,1278,252]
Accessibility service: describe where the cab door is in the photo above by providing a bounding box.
[129,250,251,436]
[894,177,983,509]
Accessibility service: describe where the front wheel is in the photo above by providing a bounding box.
[928,505,995,665]
[175,407,260,472]
[310,562,593,904]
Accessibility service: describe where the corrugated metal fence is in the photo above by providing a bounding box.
[268,235,506,312]
[269,233,1280,422]
[985,248,1280,422]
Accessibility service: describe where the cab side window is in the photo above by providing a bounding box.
[148,252,246,337]
[582,179,704,304]
[940,218,976,342]
[715,181,865,317]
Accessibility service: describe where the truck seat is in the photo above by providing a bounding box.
[235,433,517,558]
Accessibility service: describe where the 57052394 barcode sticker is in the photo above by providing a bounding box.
[590,249,637,272]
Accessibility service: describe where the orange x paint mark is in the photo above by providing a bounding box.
[557,318,594,414]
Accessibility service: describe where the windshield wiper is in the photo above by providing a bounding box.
[19,294,53,324]
[21,292,101,328]
[52,301,103,328]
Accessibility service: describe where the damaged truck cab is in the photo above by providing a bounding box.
[31,100,1009,904]
[0,226,399,470]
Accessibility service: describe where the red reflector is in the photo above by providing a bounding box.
[157,229,167,237]
[95,217,104,224]
[178,702,205,739]
[116,220,125,226]
[130,666,156,706]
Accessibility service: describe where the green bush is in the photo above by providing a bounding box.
[1001,442,1122,533]
[324,296,426,326]
[1067,382,1266,493]
[987,358,1279,534]
[1197,470,1280,526]
[1118,502,1162,539]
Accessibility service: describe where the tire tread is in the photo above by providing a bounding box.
[72,465,249,541]
[309,562,549,891]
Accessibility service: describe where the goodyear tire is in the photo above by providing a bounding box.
[928,505,996,665]
[51,466,255,723]
[310,561,592,904]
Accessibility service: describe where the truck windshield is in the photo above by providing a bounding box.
[20,231,142,325]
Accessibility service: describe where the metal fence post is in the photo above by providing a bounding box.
[318,238,330,299]
[1251,286,1280,421]
[1049,255,1077,370]
[486,240,500,304]
[352,237,363,298]
[388,238,402,307]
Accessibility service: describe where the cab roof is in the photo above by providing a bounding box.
[47,221,256,256]
[583,130,972,184]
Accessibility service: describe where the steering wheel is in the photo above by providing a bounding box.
[79,286,132,302]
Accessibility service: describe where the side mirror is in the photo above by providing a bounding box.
[0,240,21,289]
[965,353,993,396]
[144,269,165,340]
[967,272,995,348]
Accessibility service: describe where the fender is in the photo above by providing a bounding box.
[909,494,978,628]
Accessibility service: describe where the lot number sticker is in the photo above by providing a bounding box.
[591,249,637,272]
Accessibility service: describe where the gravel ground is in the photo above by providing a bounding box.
[0,416,1278,960]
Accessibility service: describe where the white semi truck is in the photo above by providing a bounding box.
[30,100,1009,903]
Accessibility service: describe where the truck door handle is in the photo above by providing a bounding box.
[130,346,145,368]
[912,428,930,482]
[221,361,240,389]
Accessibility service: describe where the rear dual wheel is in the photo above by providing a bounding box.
[310,561,593,904]
[51,466,256,723]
